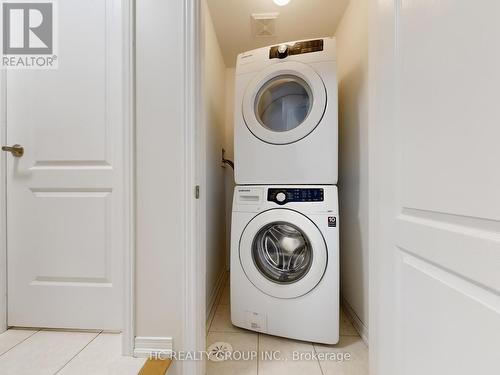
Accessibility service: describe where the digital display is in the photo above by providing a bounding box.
[268,188,324,205]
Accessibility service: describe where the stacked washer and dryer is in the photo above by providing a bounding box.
[230,38,339,344]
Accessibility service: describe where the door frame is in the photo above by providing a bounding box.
[368,0,396,372]
[183,0,205,374]
[121,0,135,356]
[0,0,136,356]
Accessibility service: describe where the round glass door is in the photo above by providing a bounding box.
[239,209,327,299]
[252,222,312,284]
[242,61,327,145]
[255,76,312,133]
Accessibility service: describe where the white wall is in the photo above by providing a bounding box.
[202,0,228,316]
[136,3,228,372]
[335,0,370,336]
[135,1,187,372]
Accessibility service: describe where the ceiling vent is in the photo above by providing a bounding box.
[251,13,279,37]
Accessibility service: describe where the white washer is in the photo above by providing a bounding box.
[234,38,338,185]
[230,185,339,344]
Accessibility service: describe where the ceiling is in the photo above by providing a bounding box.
[206,0,350,67]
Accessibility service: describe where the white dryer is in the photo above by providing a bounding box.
[230,185,339,344]
[234,38,338,185]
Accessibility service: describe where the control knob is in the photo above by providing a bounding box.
[276,192,287,203]
[277,44,288,59]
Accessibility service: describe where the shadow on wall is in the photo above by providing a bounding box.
[338,60,369,324]
[224,165,234,270]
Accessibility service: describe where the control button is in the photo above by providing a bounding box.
[277,44,288,59]
[276,192,287,202]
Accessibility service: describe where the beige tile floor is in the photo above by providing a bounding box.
[0,329,146,375]
[207,277,368,375]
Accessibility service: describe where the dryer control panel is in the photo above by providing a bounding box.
[269,39,324,59]
[268,188,324,205]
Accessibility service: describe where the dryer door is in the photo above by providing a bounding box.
[242,61,327,145]
[239,209,327,299]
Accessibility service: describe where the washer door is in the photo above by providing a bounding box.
[239,209,327,299]
[242,61,327,145]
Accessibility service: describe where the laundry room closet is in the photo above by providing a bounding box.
[201,0,369,371]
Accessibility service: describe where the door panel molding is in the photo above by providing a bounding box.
[400,252,500,312]
[395,214,500,296]
[398,251,500,374]
[31,160,112,170]
[401,207,500,233]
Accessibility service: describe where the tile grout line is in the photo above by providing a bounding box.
[312,343,325,375]
[53,330,103,375]
[207,303,218,333]
[0,329,41,358]
[256,333,260,375]
[313,333,365,375]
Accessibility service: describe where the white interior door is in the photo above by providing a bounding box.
[370,1,500,374]
[3,0,124,330]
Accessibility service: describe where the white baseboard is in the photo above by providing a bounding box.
[206,270,228,327]
[341,296,369,346]
[133,336,173,358]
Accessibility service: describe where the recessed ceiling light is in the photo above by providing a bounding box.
[273,0,291,6]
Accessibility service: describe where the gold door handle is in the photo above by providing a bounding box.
[2,144,24,157]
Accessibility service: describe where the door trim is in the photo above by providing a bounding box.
[0,0,136,356]
[368,0,399,373]
[182,0,205,374]
[122,0,135,356]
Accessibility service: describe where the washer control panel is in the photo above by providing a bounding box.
[269,39,324,59]
[267,188,324,205]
